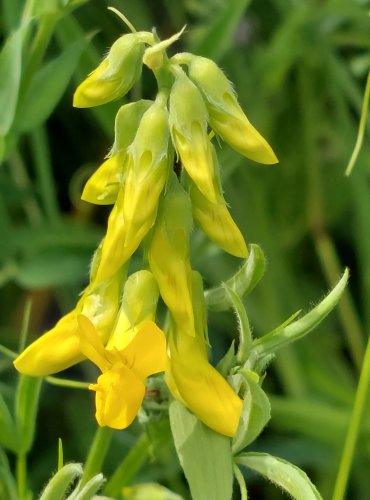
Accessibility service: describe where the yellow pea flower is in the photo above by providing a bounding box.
[167,332,242,437]
[77,314,167,429]
[95,99,169,282]
[14,271,123,376]
[148,180,195,336]
[184,54,278,165]
[169,68,220,204]
[73,33,148,108]
[166,271,242,437]
[189,145,248,258]
[82,100,153,206]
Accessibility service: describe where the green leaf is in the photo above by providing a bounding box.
[0,26,23,135]
[122,483,184,500]
[169,400,233,500]
[251,269,349,360]
[15,375,42,454]
[236,452,322,499]
[39,463,83,500]
[232,375,271,453]
[189,0,252,60]
[17,39,87,132]
[15,247,93,288]
[0,393,17,452]
[205,244,265,312]
[0,447,17,500]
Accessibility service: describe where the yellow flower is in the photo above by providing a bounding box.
[81,100,153,206]
[185,54,278,164]
[169,69,220,203]
[77,314,167,429]
[167,331,242,437]
[148,180,195,336]
[14,270,123,376]
[95,99,169,282]
[73,33,146,108]
[166,271,242,436]
[189,144,248,258]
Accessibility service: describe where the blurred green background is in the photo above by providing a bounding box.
[0,0,369,498]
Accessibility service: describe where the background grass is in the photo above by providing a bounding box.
[0,0,369,498]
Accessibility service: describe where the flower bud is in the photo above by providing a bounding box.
[81,153,124,205]
[186,55,278,164]
[148,176,195,335]
[95,100,170,282]
[169,69,220,203]
[73,33,145,108]
[82,100,153,205]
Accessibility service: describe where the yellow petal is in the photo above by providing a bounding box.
[120,320,168,379]
[77,315,110,372]
[14,311,84,376]
[168,335,242,437]
[90,363,145,429]
[81,154,123,205]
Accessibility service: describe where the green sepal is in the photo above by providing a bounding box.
[223,284,252,363]
[169,400,233,500]
[216,341,236,377]
[251,269,349,363]
[235,452,322,499]
[67,473,105,500]
[205,244,265,311]
[232,374,271,454]
[15,375,42,454]
[0,393,17,452]
[39,463,83,500]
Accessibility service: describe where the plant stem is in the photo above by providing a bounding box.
[16,453,27,500]
[104,432,150,497]
[233,463,248,500]
[332,332,370,500]
[80,426,113,486]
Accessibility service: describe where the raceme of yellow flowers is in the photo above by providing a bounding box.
[14,25,277,437]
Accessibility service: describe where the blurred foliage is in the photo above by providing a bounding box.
[0,0,369,498]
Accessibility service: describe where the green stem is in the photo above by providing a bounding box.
[332,332,370,500]
[233,463,248,500]
[16,453,27,500]
[45,376,90,390]
[104,432,150,497]
[30,126,60,224]
[81,426,113,486]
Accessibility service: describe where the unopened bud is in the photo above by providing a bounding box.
[187,55,278,164]
[169,69,220,203]
[73,33,146,108]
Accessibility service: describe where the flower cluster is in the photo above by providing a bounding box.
[14,25,277,437]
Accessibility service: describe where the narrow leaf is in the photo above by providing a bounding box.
[0,27,23,135]
[232,376,271,453]
[205,244,265,311]
[68,473,105,500]
[40,463,83,500]
[251,269,349,359]
[0,447,17,499]
[169,400,233,500]
[236,452,322,499]
[0,393,18,452]
[15,375,42,454]
[18,39,87,132]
